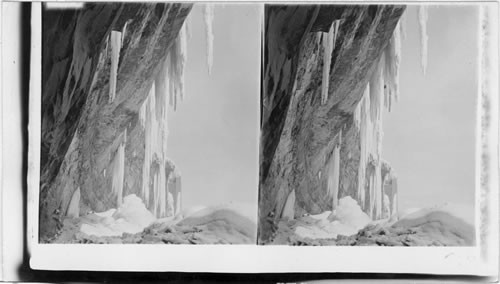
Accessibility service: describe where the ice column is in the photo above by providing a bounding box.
[109,31,122,103]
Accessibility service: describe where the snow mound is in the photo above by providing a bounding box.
[178,203,257,243]
[293,196,371,239]
[392,203,475,246]
[397,203,474,227]
[80,194,156,237]
[329,196,372,229]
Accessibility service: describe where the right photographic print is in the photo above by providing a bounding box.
[259,4,478,246]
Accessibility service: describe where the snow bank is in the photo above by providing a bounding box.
[393,203,475,245]
[397,203,474,227]
[80,194,156,237]
[178,203,257,242]
[329,196,371,230]
[293,197,371,239]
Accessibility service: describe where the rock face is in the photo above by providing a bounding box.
[40,3,192,241]
[259,5,405,243]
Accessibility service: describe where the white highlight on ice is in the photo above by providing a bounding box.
[109,31,122,103]
[203,4,215,74]
[417,5,429,75]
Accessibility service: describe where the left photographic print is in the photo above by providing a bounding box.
[38,3,260,244]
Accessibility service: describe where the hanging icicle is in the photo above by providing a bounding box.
[321,20,340,105]
[203,4,215,74]
[417,5,429,75]
[121,21,129,46]
[383,22,402,112]
[399,10,407,40]
[109,31,122,103]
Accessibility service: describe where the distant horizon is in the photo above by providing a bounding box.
[382,5,478,216]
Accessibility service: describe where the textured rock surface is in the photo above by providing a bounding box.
[259,5,405,243]
[40,3,192,241]
[50,209,256,245]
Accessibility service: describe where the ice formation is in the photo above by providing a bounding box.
[321,20,340,105]
[137,27,187,218]
[109,31,122,103]
[111,130,126,207]
[417,5,428,75]
[203,4,215,74]
[282,189,296,220]
[351,19,403,219]
[121,21,129,45]
[66,187,80,218]
[175,192,182,216]
[383,22,402,111]
[327,130,342,210]
[139,84,169,218]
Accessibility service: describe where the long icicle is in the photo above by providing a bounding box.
[321,20,339,105]
[109,31,122,103]
[203,4,215,74]
[417,5,429,75]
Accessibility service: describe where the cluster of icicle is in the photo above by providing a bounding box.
[321,20,341,105]
[352,19,403,220]
[137,24,188,218]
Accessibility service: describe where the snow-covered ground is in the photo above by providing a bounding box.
[293,196,371,239]
[74,194,256,244]
[271,196,475,246]
[80,194,156,237]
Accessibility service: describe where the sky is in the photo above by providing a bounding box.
[382,5,479,214]
[166,5,260,210]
